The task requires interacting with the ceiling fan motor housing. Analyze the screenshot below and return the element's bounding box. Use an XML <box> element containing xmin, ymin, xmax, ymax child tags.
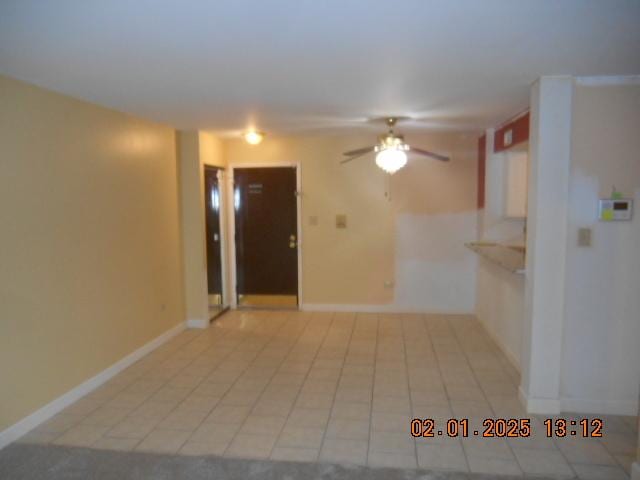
<box><xmin>375</xmin><ymin>133</ymin><xmax>409</xmax><ymax>152</ymax></box>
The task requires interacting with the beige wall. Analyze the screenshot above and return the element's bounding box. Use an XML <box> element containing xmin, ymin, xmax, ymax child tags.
<box><xmin>177</xmin><ymin>130</ymin><xmax>225</xmax><ymax>325</ymax></box>
<box><xmin>0</xmin><ymin>76</ymin><xmax>184</xmax><ymax>431</ymax></box>
<box><xmin>224</xmin><ymin>132</ymin><xmax>478</xmax><ymax>308</ymax></box>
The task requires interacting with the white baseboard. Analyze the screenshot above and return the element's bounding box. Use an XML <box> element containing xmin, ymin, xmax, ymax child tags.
<box><xmin>560</xmin><ymin>397</ymin><xmax>638</xmax><ymax>416</ymax></box>
<box><xmin>631</xmin><ymin>460</ymin><xmax>640</xmax><ymax>480</ymax></box>
<box><xmin>518</xmin><ymin>386</ymin><xmax>561</xmax><ymax>414</ymax></box>
<box><xmin>517</xmin><ymin>386</ymin><xmax>637</xmax><ymax>416</ymax></box>
<box><xmin>186</xmin><ymin>318</ymin><xmax>208</xmax><ymax>329</ymax></box>
<box><xmin>300</xmin><ymin>303</ymin><xmax>472</xmax><ymax>315</ymax></box>
<box><xmin>0</xmin><ymin>321</ymin><xmax>186</xmax><ymax>450</ymax></box>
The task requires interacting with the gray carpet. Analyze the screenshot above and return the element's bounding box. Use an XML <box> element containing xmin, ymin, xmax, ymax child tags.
<box><xmin>0</xmin><ymin>443</ymin><xmax>560</xmax><ymax>480</ymax></box>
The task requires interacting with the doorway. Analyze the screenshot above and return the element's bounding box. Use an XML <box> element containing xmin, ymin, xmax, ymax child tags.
<box><xmin>203</xmin><ymin>165</ymin><xmax>225</xmax><ymax>319</ymax></box>
<box><xmin>233</xmin><ymin>166</ymin><xmax>300</xmax><ymax>308</ymax></box>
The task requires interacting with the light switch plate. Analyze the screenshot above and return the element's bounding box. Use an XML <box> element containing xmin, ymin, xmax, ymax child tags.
<box><xmin>578</xmin><ymin>227</ymin><xmax>592</xmax><ymax>247</ymax></box>
<box><xmin>336</xmin><ymin>214</ymin><xmax>347</xmax><ymax>229</ymax></box>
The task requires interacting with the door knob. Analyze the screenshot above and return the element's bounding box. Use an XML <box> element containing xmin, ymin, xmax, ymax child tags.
<box><xmin>289</xmin><ymin>234</ymin><xmax>296</xmax><ymax>241</ymax></box>
<box><xmin>213</xmin><ymin>233</ymin><xmax>219</xmax><ymax>242</ymax></box>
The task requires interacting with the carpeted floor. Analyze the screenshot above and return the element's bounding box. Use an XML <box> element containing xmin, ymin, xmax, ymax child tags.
<box><xmin>0</xmin><ymin>443</ymin><xmax>548</xmax><ymax>480</ymax></box>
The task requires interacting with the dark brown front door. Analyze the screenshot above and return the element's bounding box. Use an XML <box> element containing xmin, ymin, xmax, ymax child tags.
<box><xmin>204</xmin><ymin>166</ymin><xmax>223</xmax><ymax>300</ymax></box>
<box><xmin>234</xmin><ymin>167</ymin><xmax>298</xmax><ymax>302</ymax></box>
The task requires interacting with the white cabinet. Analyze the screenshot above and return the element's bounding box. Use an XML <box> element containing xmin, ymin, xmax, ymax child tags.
<box><xmin>503</xmin><ymin>148</ymin><xmax>528</xmax><ymax>218</ymax></box>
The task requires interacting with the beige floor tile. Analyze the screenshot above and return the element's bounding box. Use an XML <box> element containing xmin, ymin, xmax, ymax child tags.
<box><xmin>572</xmin><ymin>463</ymin><xmax>629</xmax><ymax>480</ymax></box>
<box><xmin>53</xmin><ymin>424</ymin><xmax>110</xmax><ymax>447</ymax></box>
<box><xmin>512</xmin><ymin>447</ymin><xmax>574</xmax><ymax>477</ymax></box>
<box><xmin>320</xmin><ymin>438</ymin><xmax>368</xmax><ymax>465</ymax></box>
<box><xmin>225</xmin><ymin>433</ymin><xmax>277</xmax><ymax>459</ymax></box>
<box><xmin>129</xmin><ymin>401</ymin><xmax>176</xmax><ymax>420</ymax></box>
<box><xmin>371</xmin><ymin>412</ymin><xmax>408</xmax><ymax>433</ymax></box>
<box><xmin>107</xmin><ymin>417</ymin><xmax>159</xmax><ymax>439</ymax></box>
<box><xmin>19</xmin><ymin>310</ymin><xmax>635</xmax><ymax>479</ymax></box>
<box><xmin>295</xmin><ymin>392</ymin><xmax>334</xmax><ymax>409</ymax></box>
<box><xmin>193</xmin><ymin>382</ymin><xmax>233</xmax><ymax>397</ymax></box>
<box><xmin>326</xmin><ymin>418</ymin><xmax>370</xmax><ymax>440</ymax></box>
<box><xmin>557</xmin><ymin>437</ymin><xmax>617</xmax><ymax>465</ymax></box>
<box><xmin>277</xmin><ymin>426</ymin><xmax>325</xmax><ymax>449</ymax></box>
<box><xmin>239</xmin><ymin>415</ymin><xmax>286</xmax><ymax>436</ymax></box>
<box><xmin>17</xmin><ymin>431</ymin><xmax>59</xmax><ymax>445</ymax></box>
<box><xmin>149</xmin><ymin>386</ymin><xmax>192</xmax><ymax>404</ymax></box>
<box><xmin>156</xmin><ymin>409</ymin><xmax>208</xmax><ymax>432</ymax></box>
<box><xmin>286</xmin><ymin>408</ymin><xmax>330</xmax><ymax>428</ymax></box>
<box><xmin>80</xmin><ymin>406</ymin><xmax>132</xmax><ymax>428</ymax></box>
<box><xmin>462</xmin><ymin>436</ymin><xmax>514</xmax><ymax>460</ymax></box>
<box><xmin>369</xmin><ymin>431</ymin><xmax>415</xmax><ymax>454</ymax></box>
<box><xmin>35</xmin><ymin>413</ymin><xmax>84</xmax><ymax>434</ymax></box>
<box><xmin>205</xmin><ymin>405</ymin><xmax>251</xmax><ymax>424</ymax></box>
<box><xmin>372</xmin><ymin>396</ymin><xmax>411</xmax><ymax>415</ymax></box>
<box><xmin>367</xmin><ymin>451</ymin><xmax>417</xmax><ymax>469</ymax></box>
<box><xmin>270</xmin><ymin>446</ymin><xmax>319</xmax><ymax>462</ymax></box>
<box><xmin>331</xmin><ymin>402</ymin><xmax>370</xmax><ymax>421</ymax></box>
<box><xmin>179</xmin><ymin>440</ymin><xmax>229</xmax><ymax>456</ymax></box>
<box><xmin>465</xmin><ymin>454</ymin><xmax>522</xmax><ymax>476</ymax></box>
<box><xmin>135</xmin><ymin>429</ymin><xmax>191</xmax><ymax>454</ymax></box>
<box><xmin>92</xmin><ymin>436</ymin><xmax>140</xmax><ymax>451</ymax></box>
<box><xmin>189</xmin><ymin>421</ymin><xmax>240</xmax><ymax>444</ymax></box>
<box><xmin>600</xmin><ymin>432</ymin><xmax>637</xmax><ymax>456</ymax></box>
<box><xmin>178</xmin><ymin>394</ymin><xmax>220</xmax><ymax>413</ymax></box>
<box><xmin>106</xmin><ymin>392</ymin><xmax>150</xmax><ymax>409</ymax></box>
<box><xmin>416</xmin><ymin>443</ymin><xmax>469</xmax><ymax>471</ymax></box>
<box><xmin>334</xmin><ymin>387</ymin><xmax>372</xmax><ymax>404</ymax></box>
<box><xmin>59</xmin><ymin>398</ymin><xmax>103</xmax><ymax>417</ymax></box>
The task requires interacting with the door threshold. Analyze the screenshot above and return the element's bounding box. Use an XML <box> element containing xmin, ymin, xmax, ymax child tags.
<box><xmin>209</xmin><ymin>306</ymin><xmax>230</xmax><ymax>322</ymax></box>
<box><xmin>236</xmin><ymin>305</ymin><xmax>299</xmax><ymax>311</ymax></box>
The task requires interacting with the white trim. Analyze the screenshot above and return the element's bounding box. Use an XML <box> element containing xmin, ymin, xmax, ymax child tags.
<box><xmin>518</xmin><ymin>386</ymin><xmax>561</xmax><ymax>414</ymax></box>
<box><xmin>186</xmin><ymin>318</ymin><xmax>208</xmax><ymax>329</ymax></box>
<box><xmin>215</xmin><ymin>168</ymin><xmax>231</xmax><ymax>310</ymax></box>
<box><xmin>227</xmin><ymin>162</ymin><xmax>303</xmax><ymax>308</ymax></box>
<box><xmin>631</xmin><ymin>460</ymin><xmax>640</xmax><ymax>480</ymax></box>
<box><xmin>560</xmin><ymin>398</ymin><xmax>638</xmax><ymax>416</ymax></box>
<box><xmin>518</xmin><ymin>386</ymin><xmax>638</xmax><ymax>416</ymax></box>
<box><xmin>575</xmin><ymin>75</ymin><xmax>640</xmax><ymax>86</ymax></box>
<box><xmin>300</xmin><ymin>303</ymin><xmax>473</xmax><ymax>314</ymax></box>
<box><xmin>0</xmin><ymin>321</ymin><xmax>185</xmax><ymax>450</ymax></box>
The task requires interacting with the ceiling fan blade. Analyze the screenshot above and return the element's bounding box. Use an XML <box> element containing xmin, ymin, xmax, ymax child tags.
<box><xmin>409</xmin><ymin>146</ymin><xmax>450</xmax><ymax>162</ymax></box>
<box><xmin>340</xmin><ymin>150</ymin><xmax>372</xmax><ymax>164</ymax></box>
<box><xmin>343</xmin><ymin>146</ymin><xmax>375</xmax><ymax>157</ymax></box>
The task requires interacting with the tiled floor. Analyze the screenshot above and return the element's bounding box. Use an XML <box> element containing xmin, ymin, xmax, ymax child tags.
<box><xmin>17</xmin><ymin>311</ymin><xmax>638</xmax><ymax>478</ymax></box>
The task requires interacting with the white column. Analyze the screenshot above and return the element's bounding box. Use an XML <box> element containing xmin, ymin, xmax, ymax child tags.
<box><xmin>519</xmin><ymin>76</ymin><xmax>574</xmax><ymax>413</ymax></box>
<box><xmin>178</xmin><ymin>131</ymin><xmax>209</xmax><ymax>329</ymax></box>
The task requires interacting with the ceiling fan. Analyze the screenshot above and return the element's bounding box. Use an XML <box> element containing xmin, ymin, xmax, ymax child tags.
<box><xmin>341</xmin><ymin>117</ymin><xmax>450</xmax><ymax>174</ymax></box>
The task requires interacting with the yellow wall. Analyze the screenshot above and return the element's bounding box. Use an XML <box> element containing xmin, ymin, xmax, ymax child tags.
<box><xmin>0</xmin><ymin>76</ymin><xmax>184</xmax><ymax>431</ymax></box>
<box><xmin>224</xmin><ymin>132</ymin><xmax>478</xmax><ymax>306</ymax></box>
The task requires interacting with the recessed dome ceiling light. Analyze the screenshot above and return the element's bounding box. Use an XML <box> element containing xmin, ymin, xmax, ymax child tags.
<box><xmin>243</xmin><ymin>130</ymin><xmax>265</xmax><ymax>145</ymax></box>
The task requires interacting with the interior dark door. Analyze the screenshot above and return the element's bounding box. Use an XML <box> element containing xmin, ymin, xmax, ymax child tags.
<box><xmin>235</xmin><ymin>167</ymin><xmax>298</xmax><ymax>301</ymax></box>
<box><xmin>204</xmin><ymin>166</ymin><xmax>223</xmax><ymax>300</ymax></box>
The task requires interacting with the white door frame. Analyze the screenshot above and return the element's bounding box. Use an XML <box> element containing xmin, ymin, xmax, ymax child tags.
<box><xmin>226</xmin><ymin>162</ymin><xmax>303</xmax><ymax>308</ymax></box>
<box><xmin>215</xmin><ymin>168</ymin><xmax>231</xmax><ymax>309</ymax></box>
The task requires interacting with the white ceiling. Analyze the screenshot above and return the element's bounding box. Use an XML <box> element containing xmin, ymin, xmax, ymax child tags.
<box><xmin>1</xmin><ymin>0</ymin><xmax>639</xmax><ymax>135</ymax></box>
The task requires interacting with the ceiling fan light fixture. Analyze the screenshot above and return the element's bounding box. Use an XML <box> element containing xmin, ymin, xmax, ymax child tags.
<box><xmin>375</xmin><ymin>147</ymin><xmax>407</xmax><ymax>174</ymax></box>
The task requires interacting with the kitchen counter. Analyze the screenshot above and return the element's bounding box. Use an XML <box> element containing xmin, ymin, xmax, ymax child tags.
<box><xmin>465</xmin><ymin>241</ymin><xmax>526</xmax><ymax>274</ymax></box>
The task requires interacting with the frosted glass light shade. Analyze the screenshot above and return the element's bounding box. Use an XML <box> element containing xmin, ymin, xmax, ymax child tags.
<box><xmin>375</xmin><ymin>147</ymin><xmax>407</xmax><ymax>174</ymax></box>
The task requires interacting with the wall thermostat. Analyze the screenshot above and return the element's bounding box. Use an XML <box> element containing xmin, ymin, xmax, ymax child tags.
<box><xmin>598</xmin><ymin>198</ymin><xmax>633</xmax><ymax>221</ymax></box>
